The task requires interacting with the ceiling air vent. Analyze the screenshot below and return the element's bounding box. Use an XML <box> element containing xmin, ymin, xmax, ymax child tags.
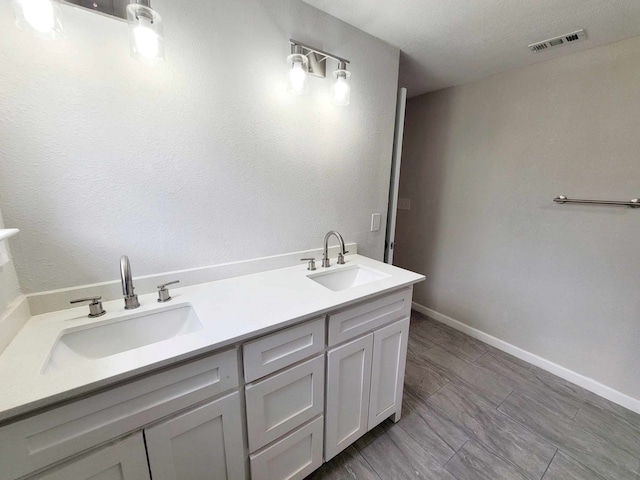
<box><xmin>528</xmin><ymin>29</ymin><xmax>587</xmax><ymax>53</ymax></box>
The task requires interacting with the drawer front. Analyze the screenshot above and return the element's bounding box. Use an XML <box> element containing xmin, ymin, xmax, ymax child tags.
<box><xmin>328</xmin><ymin>288</ymin><xmax>412</xmax><ymax>346</ymax></box>
<box><xmin>0</xmin><ymin>348</ymin><xmax>238</xmax><ymax>480</ymax></box>
<box><xmin>246</xmin><ymin>356</ymin><xmax>324</xmax><ymax>452</ymax></box>
<box><xmin>243</xmin><ymin>317</ymin><xmax>325</xmax><ymax>383</ymax></box>
<box><xmin>250</xmin><ymin>416</ymin><xmax>324</xmax><ymax>480</ymax></box>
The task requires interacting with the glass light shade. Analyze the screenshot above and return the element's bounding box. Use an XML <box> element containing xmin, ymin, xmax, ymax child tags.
<box><xmin>127</xmin><ymin>4</ymin><xmax>164</xmax><ymax>65</ymax></box>
<box><xmin>12</xmin><ymin>0</ymin><xmax>63</xmax><ymax>40</ymax></box>
<box><xmin>287</xmin><ymin>53</ymin><xmax>309</xmax><ymax>95</ymax></box>
<box><xmin>331</xmin><ymin>68</ymin><xmax>351</xmax><ymax>106</ymax></box>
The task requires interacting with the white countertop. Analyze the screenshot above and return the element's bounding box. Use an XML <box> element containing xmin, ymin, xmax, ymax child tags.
<box><xmin>0</xmin><ymin>255</ymin><xmax>424</xmax><ymax>423</ymax></box>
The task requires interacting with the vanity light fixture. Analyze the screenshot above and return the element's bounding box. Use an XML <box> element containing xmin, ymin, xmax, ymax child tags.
<box><xmin>287</xmin><ymin>43</ymin><xmax>309</xmax><ymax>95</ymax></box>
<box><xmin>288</xmin><ymin>40</ymin><xmax>351</xmax><ymax>105</ymax></box>
<box><xmin>12</xmin><ymin>0</ymin><xmax>64</xmax><ymax>39</ymax></box>
<box><xmin>13</xmin><ymin>0</ymin><xmax>165</xmax><ymax>65</ymax></box>
<box><xmin>331</xmin><ymin>62</ymin><xmax>351</xmax><ymax>106</ymax></box>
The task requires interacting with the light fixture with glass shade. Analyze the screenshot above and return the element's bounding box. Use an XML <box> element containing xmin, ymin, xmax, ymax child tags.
<box><xmin>287</xmin><ymin>44</ymin><xmax>309</xmax><ymax>95</ymax></box>
<box><xmin>12</xmin><ymin>0</ymin><xmax>165</xmax><ymax>65</ymax></box>
<box><xmin>127</xmin><ymin>0</ymin><xmax>164</xmax><ymax>64</ymax></box>
<box><xmin>12</xmin><ymin>0</ymin><xmax>64</xmax><ymax>40</ymax></box>
<box><xmin>331</xmin><ymin>62</ymin><xmax>351</xmax><ymax>106</ymax></box>
<box><xmin>288</xmin><ymin>40</ymin><xmax>351</xmax><ymax>105</ymax></box>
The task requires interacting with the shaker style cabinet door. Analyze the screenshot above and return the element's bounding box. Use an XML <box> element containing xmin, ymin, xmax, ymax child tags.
<box><xmin>368</xmin><ymin>317</ymin><xmax>410</xmax><ymax>429</ymax></box>
<box><xmin>324</xmin><ymin>333</ymin><xmax>373</xmax><ymax>461</ymax></box>
<box><xmin>145</xmin><ymin>392</ymin><xmax>246</xmax><ymax>480</ymax></box>
<box><xmin>32</xmin><ymin>433</ymin><xmax>150</xmax><ymax>480</ymax></box>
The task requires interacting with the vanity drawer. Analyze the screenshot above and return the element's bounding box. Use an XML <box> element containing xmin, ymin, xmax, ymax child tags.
<box><xmin>0</xmin><ymin>348</ymin><xmax>238</xmax><ymax>480</ymax></box>
<box><xmin>328</xmin><ymin>287</ymin><xmax>412</xmax><ymax>346</ymax></box>
<box><xmin>246</xmin><ymin>355</ymin><xmax>324</xmax><ymax>452</ymax></box>
<box><xmin>243</xmin><ymin>317</ymin><xmax>325</xmax><ymax>382</ymax></box>
<box><xmin>250</xmin><ymin>416</ymin><xmax>324</xmax><ymax>480</ymax></box>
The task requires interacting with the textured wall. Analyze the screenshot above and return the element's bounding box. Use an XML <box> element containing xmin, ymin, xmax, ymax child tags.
<box><xmin>395</xmin><ymin>36</ymin><xmax>640</xmax><ymax>400</ymax></box>
<box><xmin>0</xmin><ymin>0</ymin><xmax>399</xmax><ymax>293</ymax></box>
<box><xmin>0</xmin><ymin>208</ymin><xmax>21</xmax><ymax>312</ymax></box>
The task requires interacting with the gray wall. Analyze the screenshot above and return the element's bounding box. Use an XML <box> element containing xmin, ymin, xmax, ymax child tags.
<box><xmin>0</xmin><ymin>0</ymin><xmax>399</xmax><ymax>293</ymax></box>
<box><xmin>395</xmin><ymin>36</ymin><xmax>640</xmax><ymax>401</ymax></box>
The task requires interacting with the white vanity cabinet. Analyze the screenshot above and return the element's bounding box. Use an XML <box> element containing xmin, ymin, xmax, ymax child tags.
<box><xmin>243</xmin><ymin>318</ymin><xmax>326</xmax><ymax>480</ymax></box>
<box><xmin>3</xmin><ymin>283</ymin><xmax>416</xmax><ymax>480</ymax></box>
<box><xmin>1</xmin><ymin>348</ymin><xmax>245</xmax><ymax>480</ymax></box>
<box><xmin>145</xmin><ymin>392</ymin><xmax>246</xmax><ymax>480</ymax></box>
<box><xmin>325</xmin><ymin>288</ymin><xmax>412</xmax><ymax>461</ymax></box>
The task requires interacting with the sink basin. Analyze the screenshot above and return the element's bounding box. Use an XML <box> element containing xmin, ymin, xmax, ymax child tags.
<box><xmin>45</xmin><ymin>305</ymin><xmax>202</xmax><ymax>372</ymax></box>
<box><xmin>308</xmin><ymin>265</ymin><xmax>390</xmax><ymax>292</ymax></box>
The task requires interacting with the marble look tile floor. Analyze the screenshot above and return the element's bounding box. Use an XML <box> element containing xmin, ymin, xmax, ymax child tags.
<box><xmin>308</xmin><ymin>311</ymin><xmax>640</xmax><ymax>480</ymax></box>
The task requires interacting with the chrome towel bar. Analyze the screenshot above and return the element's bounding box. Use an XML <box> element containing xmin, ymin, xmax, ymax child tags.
<box><xmin>554</xmin><ymin>195</ymin><xmax>640</xmax><ymax>208</ymax></box>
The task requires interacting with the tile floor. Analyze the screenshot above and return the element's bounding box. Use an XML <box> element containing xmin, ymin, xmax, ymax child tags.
<box><xmin>308</xmin><ymin>311</ymin><xmax>640</xmax><ymax>480</ymax></box>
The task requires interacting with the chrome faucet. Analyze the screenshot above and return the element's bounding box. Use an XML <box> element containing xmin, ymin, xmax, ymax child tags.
<box><xmin>322</xmin><ymin>231</ymin><xmax>348</xmax><ymax>268</ymax></box>
<box><xmin>120</xmin><ymin>255</ymin><xmax>140</xmax><ymax>310</ymax></box>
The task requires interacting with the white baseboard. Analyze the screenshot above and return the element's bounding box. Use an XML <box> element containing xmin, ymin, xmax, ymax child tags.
<box><xmin>412</xmin><ymin>302</ymin><xmax>640</xmax><ymax>415</ymax></box>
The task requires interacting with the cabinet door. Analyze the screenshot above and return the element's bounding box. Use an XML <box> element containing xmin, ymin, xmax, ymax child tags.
<box><xmin>325</xmin><ymin>334</ymin><xmax>373</xmax><ymax>461</ymax></box>
<box><xmin>145</xmin><ymin>392</ymin><xmax>246</xmax><ymax>480</ymax></box>
<box><xmin>368</xmin><ymin>317</ymin><xmax>410</xmax><ymax>429</ymax></box>
<box><xmin>32</xmin><ymin>433</ymin><xmax>149</xmax><ymax>480</ymax></box>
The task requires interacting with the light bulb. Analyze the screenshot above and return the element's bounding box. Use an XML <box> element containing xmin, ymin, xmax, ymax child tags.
<box><xmin>290</xmin><ymin>61</ymin><xmax>307</xmax><ymax>94</ymax></box>
<box><xmin>333</xmin><ymin>77</ymin><xmax>349</xmax><ymax>103</ymax></box>
<box><xmin>12</xmin><ymin>0</ymin><xmax>63</xmax><ymax>39</ymax></box>
<box><xmin>127</xmin><ymin>4</ymin><xmax>164</xmax><ymax>65</ymax></box>
<box><xmin>331</xmin><ymin>63</ymin><xmax>351</xmax><ymax>106</ymax></box>
<box><xmin>23</xmin><ymin>0</ymin><xmax>54</xmax><ymax>32</ymax></box>
<box><xmin>287</xmin><ymin>46</ymin><xmax>309</xmax><ymax>96</ymax></box>
<box><xmin>133</xmin><ymin>23</ymin><xmax>159</xmax><ymax>59</ymax></box>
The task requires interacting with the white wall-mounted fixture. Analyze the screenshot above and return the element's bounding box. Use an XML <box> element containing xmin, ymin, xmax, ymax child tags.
<box><xmin>12</xmin><ymin>0</ymin><xmax>165</xmax><ymax>65</ymax></box>
<box><xmin>288</xmin><ymin>40</ymin><xmax>351</xmax><ymax>106</ymax></box>
<box><xmin>12</xmin><ymin>0</ymin><xmax>64</xmax><ymax>40</ymax></box>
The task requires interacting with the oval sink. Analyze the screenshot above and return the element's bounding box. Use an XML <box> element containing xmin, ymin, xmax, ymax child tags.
<box><xmin>45</xmin><ymin>305</ymin><xmax>202</xmax><ymax>372</ymax></box>
<box><xmin>308</xmin><ymin>265</ymin><xmax>390</xmax><ymax>291</ymax></box>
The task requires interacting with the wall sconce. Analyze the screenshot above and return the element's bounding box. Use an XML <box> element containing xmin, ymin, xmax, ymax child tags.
<box><xmin>288</xmin><ymin>40</ymin><xmax>351</xmax><ymax>106</ymax></box>
<box><xmin>12</xmin><ymin>0</ymin><xmax>164</xmax><ymax>65</ymax></box>
<box><xmin>12</xmin><ymin>0</ymin><xmax>64</xmax><ymax>40</ymax></box>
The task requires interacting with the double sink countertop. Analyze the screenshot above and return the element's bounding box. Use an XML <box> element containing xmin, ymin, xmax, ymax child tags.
<box><xmin>0</xmin><ymin>255</ymin><xmax>424</xmax><ymax>423</ymax></box>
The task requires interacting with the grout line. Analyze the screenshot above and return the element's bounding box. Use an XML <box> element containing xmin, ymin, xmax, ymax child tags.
<box><xmin>496</xmin><ymin>387</ymin><xmax>516</xmax><ymax>411</ymax></box>
<box><xmin>539</xmin><ymin>449</ymin><xmax>558</xmax><ymax>480</ymax></box>
<box><xmin>443</xmin><ymin>440</ymin><xmax>468</xmax><ymax>468</ymax></box>
<box><xmin>357</xmin><ymin>448</ymin><xmax>383</xmax><ymax>480</ymax></box>
<box><xmin>426</xmin><ymin>379</ymin><xmax>451</xmax><ymax>400</ymax></box>
<box><xmin>572</xmin><ymin>406</ymin><xmax>581</xmax><ymax>421</ymax></box>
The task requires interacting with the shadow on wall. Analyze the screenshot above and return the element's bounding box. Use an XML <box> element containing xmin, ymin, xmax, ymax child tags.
<box><xmin>393</xmin><ymin>91</ymin><xmax>454</xmax><ymax>305</ymax></box>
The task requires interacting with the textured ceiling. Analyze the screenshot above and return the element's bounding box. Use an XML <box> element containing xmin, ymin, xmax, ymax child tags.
<box><xmin>303</xmin><ymin>0</ymin><xmax>640</xmax><ymax>97</ymax></box>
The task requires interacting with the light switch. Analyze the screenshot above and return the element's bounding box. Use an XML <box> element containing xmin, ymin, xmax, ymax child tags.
<box><xmin>371</xmin><ymin>213</ymin><xmax>381</xmax><ymax>232</ymax></box>
<box><xmin>398</xmin><ymin>198</ymin><xmax>411</xmax><ymax>210</ymax></box>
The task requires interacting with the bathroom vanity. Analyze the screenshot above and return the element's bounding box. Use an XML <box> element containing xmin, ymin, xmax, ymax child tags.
<box><xmin>0</xmin><ymin>255</ymin><xmax>423</xmax><ymax>480</ymax></box>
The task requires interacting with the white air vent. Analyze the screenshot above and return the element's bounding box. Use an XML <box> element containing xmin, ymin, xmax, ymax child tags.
<box><xmin>528</xmin><ymin>29</ymin><xmax>587</xmax><ymax>53</ymax></box>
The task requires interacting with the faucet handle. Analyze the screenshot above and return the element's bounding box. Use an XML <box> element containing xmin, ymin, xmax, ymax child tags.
<box><xmin>70</xmin><ymin>296</ymin><xmax>106</xmax><ymax>318</ymax></box>
<box><xmin>337</xmin><ymin>253</ymin><xmax>346</xmax><ymax>265</ymax></box>
<box><xmin>157</xmin><ymin>280</ymin><xmax>179</xmax><ymax>303</ymax></box>
<box><xmin>300</xmin><ymin>258</ymin><xmax>317</xmax><ymax>271</ymax></box>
